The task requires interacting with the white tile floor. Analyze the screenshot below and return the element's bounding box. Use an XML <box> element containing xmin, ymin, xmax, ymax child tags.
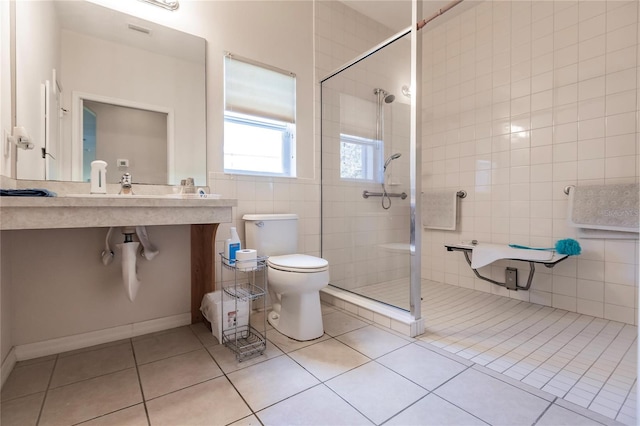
<box><xmin>0</xmin><ymin>297</ymin><xmax>632</xmax><ymax>425</ymax></box>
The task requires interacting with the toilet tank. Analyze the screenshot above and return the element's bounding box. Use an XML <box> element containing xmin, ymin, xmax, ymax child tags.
<box><xmin>242</xmin><ymin>214</ymin><xmax>298</xmax><ymax>257</ymax></box>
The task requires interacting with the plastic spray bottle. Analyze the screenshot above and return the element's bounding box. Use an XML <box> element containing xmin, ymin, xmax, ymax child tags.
<box><xmin>224</xmin><ymin>227</ymin><xmax>241</xmax><ymax>266</ymax></box>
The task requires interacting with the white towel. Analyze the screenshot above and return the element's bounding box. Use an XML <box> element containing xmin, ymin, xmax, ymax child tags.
<box><xmin>423</xmin><ymin>190</ymin><xmax>458</xmax><ymax>230</ymax></box>
<box><xmin>471</xmin><ymin>243</ymin><xmax>553</xmax><ymax>269</ymax></box>
<box><xmin>568</xmin><ymin>183</ymin><xmax>639</xmax><ymax>233</ymax></box>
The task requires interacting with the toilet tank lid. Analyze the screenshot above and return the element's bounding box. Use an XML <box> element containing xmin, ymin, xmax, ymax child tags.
<box><xmin>242</xmin><ymin>213</ymin><xmax>298</xmax><ymax>221</ymax></box>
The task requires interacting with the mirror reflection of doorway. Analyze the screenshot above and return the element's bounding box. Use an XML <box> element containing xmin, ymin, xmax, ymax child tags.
<box><xmin>80</xmin><ymin>100</ymin><xmax>168</xmax><ymax>184</ymax></box>
<box><xmin>82</xmin><ymin>106</ymin><xmax>97</xmax><ymax>182</ymax></box>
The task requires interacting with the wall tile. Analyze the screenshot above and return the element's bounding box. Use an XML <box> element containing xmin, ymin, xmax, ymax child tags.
<box><xmin>605</xmin><ymin>283</ymin><xmax>636</xmax><ymax>308</ymax></box>
<box><xmin>604</xmin><ymin>303</ymin><xmax>636</xmax><ymax>324</ymax></box>
<box><xmin>577</xmin><ymin>138</ymin><xmax>605</xmax><ymax>160</ymax></box>
<box><xmin>577</xmin><ymin>159</ymin><xmax>605</xmax><ymax>180</ymax></box>
<box><xmin>578</xmin><ymin>117</ymin><xmax>605</xmax><ymax>140</ymax></box>
<box><xmin>579</xmin><ymin>13</ymin><xmax>606</xmax><ymax>42</ymax></box>
<box><xmin>577</xmin><ymin>279</ymin><xmax>605</xmax><ymax>302</ymax></box>
<box><xmin>606</xmin><ymin>24</ymin><xmax>637</xmax><ymax>53</ymax></box>
<box><xmin>604</xmin><ymin>262</ymin><xmax>637</xmax><ymax>286</ymax></box>
<box><xmin>553</xmin><ymin>294</ymin><xmax>577</xmax><ymax>311</ymax></box>
<box><xmin>605</xmin><ymin>156</ymin><xmax>636</xmax><ymax>179</ymax></box>
<box><xmin>418</xmin><ymin>0</ymin><xmax>638</xmax><ymax>325</ymax></box>
<box><xmin>604</xmin><ymin>240</ymin><xmax>638</xmax><ymax>264</ymax></box>
<box><xmin>605</xmin><ymin>134</ymin><xmax>636</xmax><ymax>158</ymax></box>
<box><xmin>577</xmin><ymin>298</ymin><xmax>605</xmax><ymax>318</ymax></box>
<box><xmin>578</xmin><ymin>34</ymin><xmax>606</xmax><ymax>61</ymax></box>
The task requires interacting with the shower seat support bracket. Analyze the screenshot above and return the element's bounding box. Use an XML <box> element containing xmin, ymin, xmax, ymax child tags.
<box><xmin>445</xmin><ymin>245</ymin><xmax>570</xmax><ymax>291</ymax></box>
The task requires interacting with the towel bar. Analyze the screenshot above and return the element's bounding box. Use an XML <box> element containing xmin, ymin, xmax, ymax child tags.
<box><xmin>445</xmin><ymin>244</ymin><xmax>570</xmax><ymax>291</ymax></box>
<box><xmin>362</xmin><ymin>190</ymin><xmax>407</xmax><ymax>199</ymax></box>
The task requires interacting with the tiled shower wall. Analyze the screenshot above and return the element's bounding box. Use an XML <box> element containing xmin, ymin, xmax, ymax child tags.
<box><xmin>421</xmin><ymin>1</ymin><xmax>639</xmax><ymax>324</ymax></box>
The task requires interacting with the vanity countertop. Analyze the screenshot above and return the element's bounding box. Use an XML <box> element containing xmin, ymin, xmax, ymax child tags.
<box><xmin>0</xmin><ymin>196</ymin><xmax>237</xmax><ymax>230</ymax></box>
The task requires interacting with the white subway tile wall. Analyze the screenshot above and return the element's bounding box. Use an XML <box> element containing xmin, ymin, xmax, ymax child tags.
<box><xmin>421</xmin><ymin>0</ymin><xmax>639</xmax><ymax>324</ymax></box>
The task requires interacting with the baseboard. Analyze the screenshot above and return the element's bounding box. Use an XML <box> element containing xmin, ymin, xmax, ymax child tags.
<box><xmin>14</xmin><ymin>313</ymin><xmax>191</xmax><ymax>361</ymax></box>
<box><xmin>1</xmin><ymin>347</ymin><xmax>17</xmax><ymax>388</ymax></box>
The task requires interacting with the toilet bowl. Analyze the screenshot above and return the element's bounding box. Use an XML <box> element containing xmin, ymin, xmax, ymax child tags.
<box><xmin>243</xmin><ymin>214</ymin><xmax>330</xmax><ymax>341</ymax></box>
<box><xmin>267</xmin><ymin>254</ymin><xmax>329</xmax><ymax>341</ymax></box>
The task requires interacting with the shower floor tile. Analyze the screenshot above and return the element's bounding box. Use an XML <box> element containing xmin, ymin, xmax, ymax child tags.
<box><xmin>418</xmin><ymin>280</ymin><xmax>637</xmax><ymax>425</ymax></box>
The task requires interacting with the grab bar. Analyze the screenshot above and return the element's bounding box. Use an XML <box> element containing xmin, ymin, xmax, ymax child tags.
<box><xmin>363</xmin><ymin>190</ymin><xmax>407</xmax><ymax>199</ymax></box>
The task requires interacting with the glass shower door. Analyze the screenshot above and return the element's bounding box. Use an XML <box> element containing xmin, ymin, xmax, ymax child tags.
<box><xmin>321</xmin><ymin>33</ymin><xmax>412</xmax><ymax>311</ymax></box>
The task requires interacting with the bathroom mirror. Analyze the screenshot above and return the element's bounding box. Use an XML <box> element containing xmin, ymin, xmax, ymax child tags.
<box><xmin>15</xmin><ymin>0</ymin><xmax>206</xmax><ymax>185</ymax></box>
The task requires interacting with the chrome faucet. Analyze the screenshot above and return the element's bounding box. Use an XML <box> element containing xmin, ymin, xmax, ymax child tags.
<box><xmin>119</xmin><ymin>173</ymin><xmax>133</xmax><ymax>195</ymax></box>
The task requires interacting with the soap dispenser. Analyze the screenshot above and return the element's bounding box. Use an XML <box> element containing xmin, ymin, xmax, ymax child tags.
<box><xmin>224</xmin><ymin>227</ymin><xmax>241</xmax><ymax>266</ymax></box>
<box><xmin>90</xmin><ymin>160</ymin><xmax>107</xmax><ymax>194</ymax></box>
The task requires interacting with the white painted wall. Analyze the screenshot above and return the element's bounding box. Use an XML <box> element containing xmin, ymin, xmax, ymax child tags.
<box><xmin>14</xmin><ymin>0</ymin><xmax>59</xmax><ymax>180</ymax></box>
<box><xmin>0</xmin><ymin>1</ymin><xmax>14</xmax><ymax>366</ymax></box>
<box><xmin>1</xmin><ymin>0</ymin><xmax>13</xmax><ymax>179</ymax></box>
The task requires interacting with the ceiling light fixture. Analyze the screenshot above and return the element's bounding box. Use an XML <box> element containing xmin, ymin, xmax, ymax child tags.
<box><xmin>137</xmin><ymin>0</ymin><xmax>179</xmax><ymax>11</ymax></box>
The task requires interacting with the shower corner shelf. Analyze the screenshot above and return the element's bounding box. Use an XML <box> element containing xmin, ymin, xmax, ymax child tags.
<box><xmin>219</xmin><ymin>252</ymin><xmax>269</xmax><ymax>361</ymax></box>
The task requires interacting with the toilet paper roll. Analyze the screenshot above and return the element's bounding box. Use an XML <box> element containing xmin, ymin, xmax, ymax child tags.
<box><xmin>236</xmin><ymin>249</ymin><xmax>257</xmax><ymax>271</ymax></box>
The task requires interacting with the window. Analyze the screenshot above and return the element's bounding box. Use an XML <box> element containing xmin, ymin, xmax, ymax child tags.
<box><xmin>338</xmin><ymin>94</ymin><xmax>381</xmax><ymax>182</ymax></box>
<box><xmin>340</xmin><ymin>134</ymin><xmax>381</xmax><ymax>181</ymax></box>
<box><xmin>224</xmin><ymin>54</ymin><xmax>296</xmax><ymax>176</ymax></box>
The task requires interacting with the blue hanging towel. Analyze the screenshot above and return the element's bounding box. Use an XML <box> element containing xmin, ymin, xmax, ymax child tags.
<box><xmin>0</xmin><ymin>189</ymin><xmax>57</xmax><ymax>197</ymax></box>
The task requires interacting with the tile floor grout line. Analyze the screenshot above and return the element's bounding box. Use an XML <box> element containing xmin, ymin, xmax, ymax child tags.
<box><xmin>614</xmin><ymin>377</ymin><xmax>637</xmax><ymax>421</ymax></box>
<box><xmin>487</xmin><ymin>309</ymin><xmax>588</xmax><ymax>376</ymax></box>
<box><xmin>129</xmin><ymin>338</ymin><xmax>152</xmax><ymax>426</ymax></box>
<box><xmin>561</xmin><ymin>320</ymin><xmax>629</xmax><ymax>406</ymax></box>
<box><xmin>424</xmin><ymin>291</ymin><xmax>513</xmax><ymax>329</ymax></box>
<box><xmin>415</xmin><ymin>365</ymin><xmax>497</xmax><ymax>426</ymax></box>
<box><xmin>34</xmin><ymin>354</ymin><xmax>58</xmax><ymax>426</ymax></box>
<box><xmin>427</xmin><ymin>293</ymin><xmax>527</xmax><ymax>333</ymax></box>
<box><xmin>377</xmin><ymin>391</ymin><xmax>435</xmax><ymax>426</ymax></box>
<box><xmin>466</xmin><ymin>305</ymin><xmax>569</xmax><ymax>364</ymax></box>
<box><xmin>192</xmin><ymin>325</ymin><xmax>267</xmax><ymax>423</ymax></box>
<box><xmin>531</xmin><ymin>397</ymin><xmax>558</xmax><ymax>426</ymax></box>
<box><xmin>418</xmin><ymin>281</ymin><xmax>636</xmax><ymax>424</ymax></box>
<box><xmin>438</xmin><ymin>300</ymin><xmax>543</xmax><ymax>354</ymax></box>
<box><xmin>585</xmin><ymin>331</ymin><xmax>638</xmax><ymax>414</ymax></box>
<box><xmin>504</xmin><ymin>312</ymin><xmax>594</xmax><ymax>390</ymax></box>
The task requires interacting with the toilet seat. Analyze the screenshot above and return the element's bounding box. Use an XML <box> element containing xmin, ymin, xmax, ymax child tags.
<box><xmin>268</xmin><ymin>254</ymin><xmax>329</xmax><ymax>273</ymax></box>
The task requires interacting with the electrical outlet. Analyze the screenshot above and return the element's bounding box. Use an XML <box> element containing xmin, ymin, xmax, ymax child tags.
<box><xmin>505</xmin><ymin>267</ymin><xmax>518</xmax><ymax>291</ymax></box>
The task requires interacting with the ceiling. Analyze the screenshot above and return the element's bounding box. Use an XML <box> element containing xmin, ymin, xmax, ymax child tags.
<box><xmin>340</xmin><ymin>0</ymin><xmax>455</xmax><ymax>33</ymax></box>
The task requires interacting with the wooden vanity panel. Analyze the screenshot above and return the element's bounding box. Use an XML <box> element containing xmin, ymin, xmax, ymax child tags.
<box><xmin>191</xmin><ymin>223</ymin><xmax>219</xmax><ymax>323</ymax></box>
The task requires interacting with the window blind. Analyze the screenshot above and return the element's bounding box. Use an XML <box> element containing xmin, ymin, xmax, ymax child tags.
<box><xmin>224</xmin><ymin>54</ymin><xmax>296</xmax><ymax>124</ymax></box>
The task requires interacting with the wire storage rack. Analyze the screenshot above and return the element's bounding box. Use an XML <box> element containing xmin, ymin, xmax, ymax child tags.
<box><xmin>219</xmin><ymin>252</ymin><xmax>268</xmax><ymax>361</ymax></box>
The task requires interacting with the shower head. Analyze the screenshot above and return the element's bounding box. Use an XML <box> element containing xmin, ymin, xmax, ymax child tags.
<box><xmin>383</xmin><ymin>152</ymin><xmax>402</xmax><ymax>171</ymax></box>
<box><xmin>374</xmin><ymin>88</ymin><xmax>395</xmax><ymax>104</ymax></box>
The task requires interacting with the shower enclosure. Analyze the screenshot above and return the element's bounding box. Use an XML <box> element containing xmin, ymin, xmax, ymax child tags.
<box><xmin>320</xmin><ymin>27</ymin><xmax>420</xmax><ymax>317</ymax></box>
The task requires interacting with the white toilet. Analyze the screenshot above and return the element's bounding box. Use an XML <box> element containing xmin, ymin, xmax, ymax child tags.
<box><xmin>243</xmin><ymin>214</ymin><xmax>329</xmax><ymax>341</ymax></box>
